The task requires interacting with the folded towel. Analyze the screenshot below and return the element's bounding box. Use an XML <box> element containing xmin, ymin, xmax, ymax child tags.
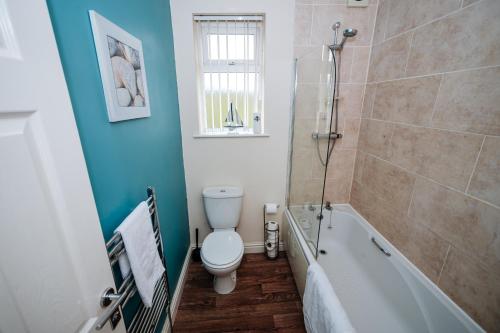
<box><xmin>303</xmin><ymin>262</ymin><xmax>355</xmax><ymax>333</ymax></box>
<box><xmin>115</xmin><ymin>201</ymin><xmax>165</xmax><ymax>307</ymax></box>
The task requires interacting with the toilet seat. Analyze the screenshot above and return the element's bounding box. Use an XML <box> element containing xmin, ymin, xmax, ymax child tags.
<box><xmin>201</xmin><ymin>230</ymin><xmax>244</xmax><ymax>269</ymax></box>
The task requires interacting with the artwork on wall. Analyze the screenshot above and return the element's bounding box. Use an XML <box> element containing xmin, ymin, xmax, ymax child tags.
<box><xmin>89</xmin><ymin>10</ymin><xmax>150</xmax><ymax>122</ymax></box>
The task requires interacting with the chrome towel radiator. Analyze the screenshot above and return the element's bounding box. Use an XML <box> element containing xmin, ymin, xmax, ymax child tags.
<box><xmin>95</xmin><ymin>187</ymin><xmax>173</xmax><ymax>332</ymax></box>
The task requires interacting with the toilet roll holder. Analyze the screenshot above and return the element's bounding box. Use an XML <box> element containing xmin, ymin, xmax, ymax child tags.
<box><xmin>263</xmin><ymin>203</ymin><xmax>280</xmax><ymax>260</ymax></box>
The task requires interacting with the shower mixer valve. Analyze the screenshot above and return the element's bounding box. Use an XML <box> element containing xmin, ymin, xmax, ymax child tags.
<box><xmin>312</xmin><ymin>132</ymin><xmax>343</xmax><ymax>140</ymax></box>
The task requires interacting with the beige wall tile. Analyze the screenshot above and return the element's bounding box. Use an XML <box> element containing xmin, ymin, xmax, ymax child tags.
<box><xmin>372</xmin><ymin>0</ymin><xmax>389</xmax><ymax>45</ymax></box>
<box><xmin>358</xmin><ymin>119</ymin><xmax>394</xmax><ymax>159</ymax></box>
<box><xmin>432</xmin><ymin>67</ymin><xmax>500</xmax><ymax>136</ymax></box>
<box><xmin>398</xmin><ymin>224</ymin><xmax>450</xmax><ymax>283</ymax></box>
<box><xmin>438</xmin><ymin>248</ymin><xmax>500</xmax><ymax>332</ymax></box>
<box><xmin>294</xmin><ymin>5</ymin><xmax>313</xmax><ymax>45</ymax></box>
<box><xmin>313</xmin><ymin>0</ymin><xmax>378</xmax><ymax>4</ymax></box>
<box><xmin>361</xmin><ymin>83</ymin><xmax>376</xmax><ymax>118</ymax></box>
<box><xmin>327</xmin><ymin>148</ymin><xmax>356</xmax><ymax>181</ymax></box>
<box><xmin>310</xmin><ymin>5</ymin><xmax>376</xmax><ymax>47</ymax></box>
<box><xmin>349</xmin><ymin>47</ymin><xmax>370</xmax><ymax>83</ymax></box>
<box><xmin>368</xmin><ymin>32</ymin><xmax>412</xmax><ymax>82</ymax></box>
<box><xmin>361</xmin><ymin>154</ymin><xmax>416</xmax><ymax>212</ymax></box>
<box><xmin>409</xmin><ymin>177</ymin><xmax>500</xmax><ymax>270</ymax></box>
<box><xmin>296</xmin><ymin>47</ymin><xmax>329</xmax><ymax>84</ymax></box>
<box><xmin>347</xmin><ymin>0</ymin><xmax>500</xmax><ymax>325</ymax></box>
<box><xmin>372</xmin><ymin>75</ymin><xmax>442</xmax><ymax>126</ymax></box>
<box><xmin>385</xmin><ymin>0</ymin><xmax>461</xmax><ymax>38</ymax></box>
<box><xmin>462</xmin><ymin>0</ymin><xmax>480</xmax><ymax>6</ymax></box>
<box><xmin>325</xmin><ymin>175</ymin><xmax>352</xmax><ymax>203</ymax></box>
<box><xmin>289</xmin><ymin>177</ymin><xmax>324</xmax><ymax>205</ymax></box>
<box><xmin>350</xmin><ymin>180</ymin><xmax>412</xmax><ymax>246</ymax></box>
<box><xmin>294</xmin><ymin>45</ymin><xmax>320</xmax><ymax>58</ymax></box>
<box><xmin>297</xmin><ymin>53</ymin><xmax>324</xmax><ymax>84</ymax></box>
<box><xmin>292</xmin><ymin>119</ymin><xmax>316</xmax><ymax>150</ymax></box>
<box><xmin>353</xmin><ymin>150</ymin><xmax>366</xmax><ymax>183</ymax></box>
<box><xmin>338</xmin><ymin>83</ymin><xmax>364</xmax><ymax>118</ymax></box>
<box><xmin>312</xmin><ymin>148</ymin><xmax>356</xmax><ymax>181</ymax></box>
<box><xmin>295</xmin><ymin>84</ymin><xmax>320</xmax><ymax>119</ymax></box>
<box><xmin>468</xmin><ymin>136</ymin><xmax>500</xmax><ymax>207</ymax></box>
<box><xmin>338</xmin><ymin>47</ymin><xmax>354</xmax><ymax>83</ymax></box>
<box><xmin>337</xmin><ymin>117</ymin><xmax>360</xmax><ymax>149</ymax></box>
<box><xmin>406</xmin><ymin>0</ymin><xmax>500</xmax><ymax>76</ymax></box>
<box><xmin>389</xmin><ymin>125</ymin><xmax>483</xmax><ymax>190</ymax></box>
<box><xmin>290</xmin><ymin>149</ymin><xmax>313</xmax><ymax>183</ymax></box>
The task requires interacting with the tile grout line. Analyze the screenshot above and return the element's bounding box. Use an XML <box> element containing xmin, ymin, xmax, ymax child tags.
<box><xmin>359</xmin><ymin>149</ymin><xmax>500</xmax><ymax>211</ymax></box>
<box><xmin>368</xmin><ymin>85</ymin><xmax>376</xmax><ymax>119</ymax></box>
<box><xmin>367</xmin><ymin>64</ymin><xmax>500</xmax><ymax>86</ymax></box>
<box><xmin>381</xmin><ymin>0</ymin><xmax>389</xmax><ymax>43</ymax></box>
<box><xmin>347</xmin><ymin>48</ymin><xmax>356</xmax><ymax>83</ymax></box>
<box><xmin>365</xmin><ymin>117</ymin><xmax>488</xmax><ymax>139</ymax></box>
<box><xmin>437</xmin><ymin>245</ymin><xmax>451</xmax><ymax>285</ymax></box>
<box><xmin>465</xmin><ymin>135</ymin><xmax>486</xmax><ymax>194</ymax></box>
<box><xmin>406</xmin><ymin>177</ymin><xmax>417</xmax><ymax>218</ymax></box>
<box><xmin>307</xmin><ymin>5</ymin><xmax>314</xmax><ymax>48</ymax></box>
<box><xmin>294</xmin><ymin>44</ymin><xmax>372</xmax><ymax>49</ymax></box>
<box><xmin>403</xmin><ymin>30</ymin><xmax>415</xmax><ymax>75</ymax></box>
<box><xmin>428</xmin><ymin>74</ymin><xmax>445</xmax><ymax>126</ymax></box>
<box><xmin>371</xmin><ymin>0</ymin><xmax>485</xmax><ymax>48</ymax></box>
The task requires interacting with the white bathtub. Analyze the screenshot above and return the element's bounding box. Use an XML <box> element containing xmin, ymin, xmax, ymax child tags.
<box><xmin>283</xmin><ymin>204</ymin><xmax>484</xmax><ymax>333</ymax></box>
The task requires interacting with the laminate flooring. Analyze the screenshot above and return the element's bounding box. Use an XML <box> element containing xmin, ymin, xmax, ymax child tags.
<box><xmin>173</xmin><ymin>253</ymin><xmax>306</xmax><ymax>333</ymax></box>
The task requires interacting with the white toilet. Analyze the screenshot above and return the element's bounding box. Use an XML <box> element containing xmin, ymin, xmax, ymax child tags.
<box><xmin>201</xmin><ymin>186</ymin><xmax>244</xmax><ymax>294</ymax></box>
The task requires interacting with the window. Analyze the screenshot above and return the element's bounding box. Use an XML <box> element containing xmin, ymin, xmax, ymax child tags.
<box><xmin>193</xmin><ymin>15</ymin><xmax>264</xmax><ymax>135</ymax></box>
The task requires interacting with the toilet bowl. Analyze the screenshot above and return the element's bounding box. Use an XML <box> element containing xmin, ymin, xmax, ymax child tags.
<box><xmin>201</xmin><ymin>186</ymin><xmax>244</xmax><ymax>294</ymax></box>
<box><xmin>201</xmin><ymin>230</ymin><xmax>244</xmax><ymax>294</ymax></box>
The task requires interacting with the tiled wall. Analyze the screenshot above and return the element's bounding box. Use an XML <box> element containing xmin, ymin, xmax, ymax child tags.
<box><xmin>290</xmin><ymin>0</ymin><xmax>377</xmax><ymax>205</ymax></box>
<box><xmin>351</xmin><ymin>0</ymin><xmax>500</xmax><ymax>330</ymax></box>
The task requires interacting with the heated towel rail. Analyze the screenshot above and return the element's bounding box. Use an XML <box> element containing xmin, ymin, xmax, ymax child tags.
<box><xmin>95</xmin><ymin>187</ymin><xmax>173</xmax><ymax>332</ymax></box>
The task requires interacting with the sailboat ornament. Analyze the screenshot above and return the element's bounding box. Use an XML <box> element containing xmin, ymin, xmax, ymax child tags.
<box><xmin>224</xmin><ymin>102</ymin><xmax>244</xmax><ymax>130</ymax></box>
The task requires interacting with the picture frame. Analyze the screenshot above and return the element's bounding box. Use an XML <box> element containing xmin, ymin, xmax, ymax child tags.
<box><xmin>89</xmin><ymin>10</ymin><xmax>151</xmax><ymax>122</ymax></box>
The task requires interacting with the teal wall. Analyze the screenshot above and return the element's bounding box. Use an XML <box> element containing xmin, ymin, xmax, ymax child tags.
<box><xmin>46</xmin><ymin>0</ymin><xmax>190</xmax><ymax>293</ymax></box>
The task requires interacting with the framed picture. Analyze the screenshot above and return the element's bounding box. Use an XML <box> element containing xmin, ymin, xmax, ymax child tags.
<box><xmin>89</xmin><ymin>10</ymin><xmax>150</xmax><ymax>122</ymax></box>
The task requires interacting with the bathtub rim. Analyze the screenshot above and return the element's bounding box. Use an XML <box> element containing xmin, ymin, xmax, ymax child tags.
<box><xmin>285</xmin><ymin>203</ymin><xmax>485</xmax><ymax>333</ymax></box>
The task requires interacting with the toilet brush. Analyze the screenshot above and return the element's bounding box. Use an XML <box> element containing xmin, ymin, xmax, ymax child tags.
<box><xmin>192</xmin><ymin>228</ymin><xmax>201</xmax><ymax>262</ymax></box>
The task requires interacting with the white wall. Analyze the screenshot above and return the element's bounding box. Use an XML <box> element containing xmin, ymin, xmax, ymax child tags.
<box><xmin>170</xmin><ymin>0</ymin><xmax>295</xmax><ymax>248</ymax></box>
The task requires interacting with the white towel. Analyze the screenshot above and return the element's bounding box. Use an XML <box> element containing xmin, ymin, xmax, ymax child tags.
<box><xmin>115</xmin><ymin>201</ymin><xmax>165</xmax><ymax>307</ymax></box>
<box><xmin>303</xmin><ymin>262</ymin><xmax>355</xmax><ymax>333</ymax></box>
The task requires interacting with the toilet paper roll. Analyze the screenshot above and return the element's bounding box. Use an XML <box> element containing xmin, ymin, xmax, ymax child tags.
<box><xmin>266</xmin><ymin>221</ymin><xmax>278</xmax><ymax>231</ymax></box>
<box><xmin>265</xmin><ymin>203</ymin><xmax>279</xmax><ymax>214</ymax></box>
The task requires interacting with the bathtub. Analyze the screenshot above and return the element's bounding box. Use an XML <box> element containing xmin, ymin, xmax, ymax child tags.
<box><xmin>283</xmin><ymin>204</ymin><xmax>484</xmax><ymax>333</ymax></box>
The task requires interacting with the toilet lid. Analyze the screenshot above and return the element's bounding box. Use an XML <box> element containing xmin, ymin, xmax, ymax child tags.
<box><xmin>201</xmin><ymin>231</ymin><xmax>243</xmax><ymax>267</ymax></box>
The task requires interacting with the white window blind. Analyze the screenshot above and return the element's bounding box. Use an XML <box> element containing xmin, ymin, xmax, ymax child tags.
<box><xmin>193</xmin><ymin>15</ymin><xmax>265</xmax><ymax>135</ymax></box>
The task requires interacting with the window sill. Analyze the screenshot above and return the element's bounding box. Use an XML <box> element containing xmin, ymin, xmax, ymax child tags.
<box><xmin>193</xmin><ymin>133</ymin><xmax>270</xmax><ymax>139</ymax></box>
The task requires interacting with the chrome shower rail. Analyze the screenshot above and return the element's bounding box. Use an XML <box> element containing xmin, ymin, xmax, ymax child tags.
<box><xmin>95</xmin><ymin>187</ymin><xmax>173</xmax><ymax>332</ymax></box>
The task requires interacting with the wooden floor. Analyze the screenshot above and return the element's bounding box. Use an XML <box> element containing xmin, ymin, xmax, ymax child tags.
<box><xmin>173</xmin><ymin>253</ymin><xmax>306</xmax><ymax>333</ymax></box>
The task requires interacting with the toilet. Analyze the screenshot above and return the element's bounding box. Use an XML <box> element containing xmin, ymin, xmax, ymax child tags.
<box><xmin>201</xmin><ymin>186</ymin><xmax>244</xmax><ymax>294</ymax></box>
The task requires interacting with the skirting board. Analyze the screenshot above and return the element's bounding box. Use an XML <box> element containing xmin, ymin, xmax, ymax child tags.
<box><xmin>161</xmin><ymin>246</ymin><xmax>192</xmax><ymax>333</ymax></box>
<box><xmin>243</xmin><ymin>241</ymin><xmax>285</xmax><ymax>253</ymax></box>
<box><xmin>191</xmin><ymin>241</ymin><xmax>284</xmax><ymax>254</ymax></box>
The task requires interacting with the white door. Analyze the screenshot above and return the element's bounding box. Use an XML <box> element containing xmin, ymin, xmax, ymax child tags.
<box><xmin>0</xmin><ymin>0</ymin><xmax>125</xmax><ymax>332</ymax></box>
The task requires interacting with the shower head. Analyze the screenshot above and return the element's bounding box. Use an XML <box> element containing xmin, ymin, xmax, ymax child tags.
<box><xmin>335</xmin><ymin>28</ymin><xmax>358</xmax><ymax>50</ymax></box>
<box><xmin>343</xmin><ymin>28</ymin><xmax>358</xmax><ymax>37</ymax></box>
<box><xmin>329</xmin><ymin>26</ymin><xmax>358</xmax><ymax>51</ymax></box>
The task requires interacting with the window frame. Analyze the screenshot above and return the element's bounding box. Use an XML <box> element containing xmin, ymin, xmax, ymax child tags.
<box><xmin>193</xmin><ymin>15</ymin><xmax>265</xmax><ymax>137</ymax></box>
<box><xmin>200</xmin><ymin>23</ymin><xmax>263</xmax><ymax>74</ymax></box>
